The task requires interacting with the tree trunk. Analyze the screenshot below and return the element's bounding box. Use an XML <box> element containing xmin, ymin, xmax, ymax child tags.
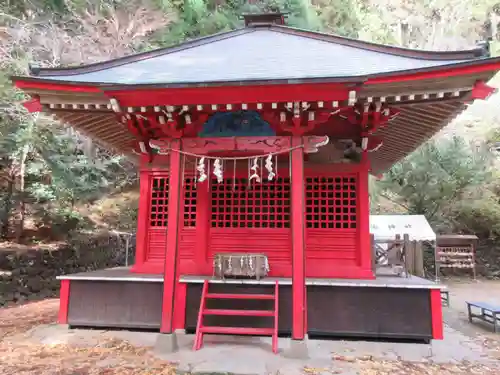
<box><xmin>84</xmin><ymin>138</ymin><xmax>95</xmax><ymax>160</ymax></box>
<box><xmin>15</xmin><ymin>145</ymin><xmax>29</xmax><ymax>242</ymax></box>
<box><xmin>1</xmin><ymin>172</ymin><xmax>14</xmax><ymax>239</ymax></box>
<box><xmin>491</xmin><ymin>12</ymin><xmax>499</xmax><ymax>48</ymax></box>
<box><xmin>398</xmin><ymin>21</ymin><xmax>410</xmax><ymax>47</ymax></box>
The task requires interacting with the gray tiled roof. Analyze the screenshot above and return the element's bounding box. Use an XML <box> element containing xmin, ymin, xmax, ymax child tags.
<box><xmin>40</xmin><ymin>29</ymin><xmax>470</xmax><ymax>85</ymax></box>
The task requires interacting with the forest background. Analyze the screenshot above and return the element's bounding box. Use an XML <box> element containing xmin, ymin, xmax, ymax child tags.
<box><xmin>2</xmin><ymin>0</ymin><xmax>500</xmax><ymax>272</ymax></box>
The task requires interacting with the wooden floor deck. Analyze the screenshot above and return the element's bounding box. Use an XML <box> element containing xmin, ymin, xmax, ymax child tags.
<box><xmin>57</xmin><ymin>266</ymin><xmax>444</xmax><ymax>289</ymax></box>
<box><xmin>57</xmin><ymin>267</ymin><xmax>163</xmax><ymax>282</ymax></box>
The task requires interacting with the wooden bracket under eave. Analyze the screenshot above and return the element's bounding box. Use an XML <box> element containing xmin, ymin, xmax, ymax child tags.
<box><xmin>471</xmin><ymin>80</ymin><xmax>497</xmax><ymax>100</ymax></box>
<box><xmin>22</xmin><ymin>96</ymin><xmax>42</xmax><ymax>113</ymax></box>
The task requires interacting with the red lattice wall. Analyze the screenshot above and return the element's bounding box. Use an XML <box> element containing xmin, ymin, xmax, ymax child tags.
<box><xmin>305</xmin><ymin>176</ymin><xmax>357</xmax><ymax>230</ymax></box>
<box><xmin>179</xmin><ymin>177</ymin><xmax>197</xmax><ymax>265</ymax></box>
<box><xmin>210</xmin><ymin>177</ymin><xmax>291</xmax><ymax>229</ymax></box>
<box><xmin>134</xmin><ymin>172</ymin><xmax>198</xmax><ymax>270</ymax></box>
<box><xmin>133</xmin><ymin>164</ymin><xmax>369</xmax><ymax>279</ymax></box>
<box><xmin>207</xmin><ymin>175</ymin><xmax>292</xmax><ymax>276</ymax></box>
<box><xmin>146</xmin><ymin>176</ymin><xmax>169</xmax><ymax>262</ymax></box>
<box><xmin>304</xmin><ymin>170</ymin><xmax>361</xmax><ymax>278</ymax></box>
<box><xmin>183</xmin><ymin>177</ymin><xmax>197</xmax><ymax>227</ymax></box>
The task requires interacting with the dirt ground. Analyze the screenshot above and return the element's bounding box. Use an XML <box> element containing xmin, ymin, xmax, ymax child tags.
<box><xmin>0</xmin><ymin>300</ymin><xmax>175</xmax><ymax>375</ymax></box>
<box><xmin>1</xmin><ymin>279</ymin><xmax>500</xmax><ymax>375</ymax></box>
<box><xmin>442</xmin><ymin>278</ymin><xmax>500</xmax><ymax>352</ymax></box>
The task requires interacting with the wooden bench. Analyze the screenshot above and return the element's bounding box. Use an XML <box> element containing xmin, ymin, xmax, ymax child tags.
<box><xmin>466</xmin><ymin>301</ymin><xmax>500</xmax><ymax>332</ymax></box>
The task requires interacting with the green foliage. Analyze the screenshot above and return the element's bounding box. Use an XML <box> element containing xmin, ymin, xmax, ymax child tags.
<box><xmin>37</xmin><ymin>207</ymin><xmax>88</xmax><ymax>236</ymax></box>
<box><xmin>1</xmin><ymin>0</ymin><xmax>499</xmax><ymax>243</ymax></box>
<box><xmin>0</xmin><ymin>111</ymin><xmax>130</xmax><ymax>237</ymax></box>
<box><xmin>0</xmin><ymin>0</ymin><xmax>151</xmax><ymax>240</ymax></box>
<box><xmin>152</xmin><ymin>0</ymin><xmax>362</xmax><ymax>46</ymax></box>
<box><xmin>377</xmin><ymin>137</ymin><xmax>491</xmax><ymax>217</ymax></box>
<box><xmin>449</xmin><ymin>193</ymin><xmax>500</xmax><ymax>239</ymax></box>
<box><xmin>314</xmin><ymin>0</ymin><xmax>362</xmax><ymax>37</ymax></box>
<box><xmin>374</xmin><ymin>136</ymin><xmax>500</xmax><ymax>237</ymax></box>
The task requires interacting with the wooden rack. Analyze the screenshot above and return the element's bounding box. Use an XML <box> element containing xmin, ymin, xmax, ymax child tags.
<box><xmin>371</xmin><ymin>234</ymin><xmax>425</xmax><ymax>277</ymax></box>
<box><xmin>371</xmin><ymin>234</ymin><xmax>410</xmax><ymax>277</ymax></box>
<box><xmin>436</xmin><ymin>234</ymin><xmax>477</xmax><ymax>279</ymax></box>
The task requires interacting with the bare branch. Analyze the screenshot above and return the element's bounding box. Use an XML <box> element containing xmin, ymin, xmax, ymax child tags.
<box><xmin>0</xmin><ymin>1</ymin><xmax>173</xmax><ymax>161</ymax></box>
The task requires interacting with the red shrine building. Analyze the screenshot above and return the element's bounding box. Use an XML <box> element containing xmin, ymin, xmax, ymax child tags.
<box><xmin>12</xmin><ymin>13</ymin><xmax>500</xmax><ymax>351</ymax></box>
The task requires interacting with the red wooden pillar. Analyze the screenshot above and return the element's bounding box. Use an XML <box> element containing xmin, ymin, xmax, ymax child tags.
<box><xmin>58</xmin><ymin>279</ymin><xmax>70</xmax><ymax>324</ymax></box>
<box><xmin>291</xmin><ymin>136</ymin><xmax>306</xmax><ymax>340</ymax></box>
<box><xmin>172</xmin><ymin>282</ymin><xmax>187</xmax><ymax>330</ymax></box>
<box><xmin>358</xmin><ymin>151</ymin><xmax>373</xmax><ymax>276</ymax></box>
<box><xmin>160</xmin><ymin>139</ymin><xmax>182</xmax><ymax>333</ymax></box>
<box><xmin>195</xmin><ymin>180</ymin><xmax>210</xmax><ymax>272</ymax></box>
<box><xmin>131</xmin><ymin>167</ymin><xmax>151</xmax><ymax>271</ymax></box>
<box><xmin>430</xmin><ymin>289</ymin><xmax>444</xmax><ymax>339</ymax></box>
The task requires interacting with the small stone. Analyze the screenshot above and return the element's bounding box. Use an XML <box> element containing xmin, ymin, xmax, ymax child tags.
<box><xmin>358</xmin><ymin>355</ymin><xmax>374</xmax><ymax>361</ymax></box>
<box><xmin>332</xmin><ymin>355</ymin><xmax>356</xmax><ymax>362</ymax></box>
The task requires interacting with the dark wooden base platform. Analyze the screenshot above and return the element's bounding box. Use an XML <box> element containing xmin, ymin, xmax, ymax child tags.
<box><xmin>60</xmin><ymin>268</ymin><xmax>162</xmax><ymax>329</ymax></box>
<box><xmin>58</xmin><ymin>267</ymin><xmax>443</xmax><ymax>340</ymax></box>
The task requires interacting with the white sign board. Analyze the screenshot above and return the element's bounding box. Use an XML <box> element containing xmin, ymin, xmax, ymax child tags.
<box><xmin>369</xmin><ymin>215</ymin><xmax>436</xmax><ymax>242</ymax></box>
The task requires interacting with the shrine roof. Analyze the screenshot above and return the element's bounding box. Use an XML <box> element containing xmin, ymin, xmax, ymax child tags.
<box><xmin>22</xmin><ymin>25</ymin><xmax>492</xmax><ymax>86</ymax></box>
<box><xmin>11</xmin><ymin>23</ymin><xmax>500</xmax><ymax>173</ymax></box>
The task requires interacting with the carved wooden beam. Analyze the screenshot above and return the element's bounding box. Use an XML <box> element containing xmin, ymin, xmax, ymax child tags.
<box><xmin>151</xmin><ymin>111</ymin><xmax>209</xmax><ymax>138</ymax></box>
<box><xmin>124</xmin><ymin>115</ymin><xmax>141</xmax><ymax>138</ymax></box>
<box><xmin>303</xmin><ymin>135</ymin><xmax>329</xmax><ymax>153</ymax></box>
<box><xmin>179</xmin><ymin>137</ymin><xmax>293</xmax><ymax>154</ymax></box>
<box><xmin>148</xmin><ymin>136</ymin><xmax>330</xmax><ymax>155</ymax></box>
<box><xmin>359</xmin><ymin>135</ymin><xmax>383</xmax><ymax>152</ymax></box>
<box><xmin>133</xmin><ymin>140</ymin><xmax>154</xmax><ymax>157</ymax></box>
<box><xmin>277</xmin><ymin>103</ymin><xmax>332</xmax><ymax>135</ymax></box>
<box><xmin>336</xmin><ymin>104</ymin><xmax>400</xmax><ymax>134</ymax></box>
<box><xmin>369</xmin><ymin>107</ymin><xmax>400</xmax><ymax>134</ymax></box>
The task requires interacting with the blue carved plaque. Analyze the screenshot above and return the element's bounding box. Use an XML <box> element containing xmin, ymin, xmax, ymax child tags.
<box><xmin>198</xmin><ymin>111</ymin><xmax>275</xmax><ymax>137</ymax></box>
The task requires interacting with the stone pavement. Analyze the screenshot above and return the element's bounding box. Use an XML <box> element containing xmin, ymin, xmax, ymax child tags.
<box><xmin>23</xmin><ymin>322</ymin><xmax>498</xmax><ymax>375</ymax></box>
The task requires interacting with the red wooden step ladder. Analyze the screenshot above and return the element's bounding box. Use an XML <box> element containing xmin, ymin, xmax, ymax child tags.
<box><xmin>193</xmin><ymin>280</ymin><xmax>279</xmax><ymax>353</ymax></box>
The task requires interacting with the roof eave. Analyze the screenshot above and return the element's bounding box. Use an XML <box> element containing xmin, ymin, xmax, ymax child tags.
<box><xmin>12</xmin><ymin>56</ymin><xmax>500</xmax><ymax>92</ymax></box>
<box><xmin>11</xmin><ymin>75</ymin><xmax>367</xmax><ymax>91</ymax></box>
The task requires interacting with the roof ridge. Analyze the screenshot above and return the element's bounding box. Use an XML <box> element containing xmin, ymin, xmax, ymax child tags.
<box><xmin>267</xmin><ymin>25</ymin><xmax>487</xmax><ymax>61</ymax></box>
<box><xmin>31</xmin><ymin>28</ymin><xmax>255</xmax><ymax>77</ymax></box>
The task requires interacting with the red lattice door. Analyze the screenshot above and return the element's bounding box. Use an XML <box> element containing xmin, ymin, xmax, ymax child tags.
<box><xmin>183</xmin><ymin>177</ymin><xmax>197</xmax><ymax>228</ymax></box>
<box><xmin>305</xmin><ymin>174</ymin><xmax>359</xmax><ymax>277</ymax></box>
<box><xmin>146</xmin><ymin>175</ymin><xmax>199</xmax><ymax>264</ymax></box>
<box><xmin>179</xmin><ymin>176</ymin><xmax>198</xmax><ymax>262</ymax></box>
<box><xmin>208</xmin><ymin>176</ymin><xmax>292</xmax><ymax>276</ymax></box>
<box><xmin>147</xmin><ymin>176</ymin><xmax>169</xmax><ymax>262</ymax></box>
